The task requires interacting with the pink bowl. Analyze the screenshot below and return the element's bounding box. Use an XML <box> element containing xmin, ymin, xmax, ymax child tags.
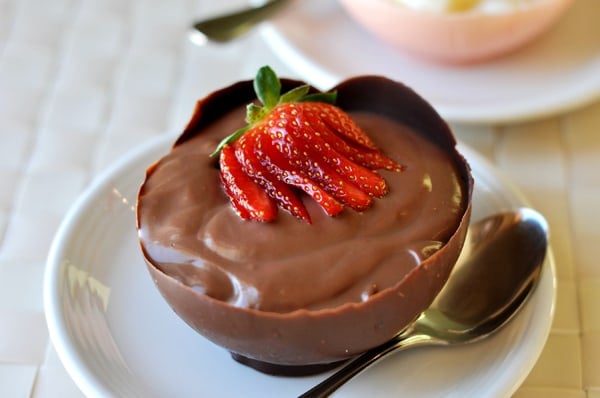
<box><xmin>338</xmin><ymin>0</ymin><xmax>575</xmax><ymax>64</ymax></box>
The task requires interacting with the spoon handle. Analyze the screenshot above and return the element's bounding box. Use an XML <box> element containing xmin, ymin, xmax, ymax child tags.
<box><xmin>299</xmin><ymin>333</ymin><xmax>434</xmax><ymax>398</ymax></box>
<box><xmin>192</xmin><ymin>0</ymin><xmax>288</xmax><ymax>43</ymax></box>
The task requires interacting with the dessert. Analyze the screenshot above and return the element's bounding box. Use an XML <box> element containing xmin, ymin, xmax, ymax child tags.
<box><xmin>136</xmin><ymin>67</ymin><xmax>473</xmax><ymax>375</ymax></box>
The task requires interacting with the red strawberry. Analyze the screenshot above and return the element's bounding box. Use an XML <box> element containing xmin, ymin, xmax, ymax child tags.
<box><xmin>254</xmin><ymin>131</ymin><xmax>346</xmax><ymax>217</ymax></box>
<box><xmin>301</xmin><ymin>101</ymin><xmax>379</xmax><ymax>150</ymax></box>
<box><xmin>212</xmin><ymin>66</ymin><xmax>404</xmax><ymax>223</ymax></box>
<box><xmin>259</xmin><ymin>103</ymin><xmax>380</xmax><ymax>210</ymax></box>
<box><xmin>236</xmin><ymin>129</ymin><xmax>313</xmax><ymax>222</ymax></box>
<box><xmin>219</xmin><ymin>144</ymin><xmax>277</xmax><ymax>221</ymax></box>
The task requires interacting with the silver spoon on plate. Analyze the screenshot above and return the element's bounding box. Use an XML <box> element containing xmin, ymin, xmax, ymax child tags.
<box><xmin>300</xmin><ymin>207</ymin><xmax>549</xmax><ymax>397</ymax></box>
<box><xmin>189</xmin><ymin>0</ymin><xmax>288</xmax><ymax>45</ymax></box>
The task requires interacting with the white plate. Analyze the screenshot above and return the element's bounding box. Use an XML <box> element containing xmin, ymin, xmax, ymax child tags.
<box><xmin>261</xmin><ymin>0</ymin><xmax>600</xmax><ymax>124</ymax></box>
<box><xmin>44</xmin><ymin>134</ymin><xmax>556</xmax><ymax>398</ymax></box>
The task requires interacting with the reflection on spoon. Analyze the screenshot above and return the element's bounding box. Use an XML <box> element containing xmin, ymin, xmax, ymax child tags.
<box><xmin>189</xmin><ymin>0</ymin><xmax>289</xmax><ymax>45</ymax></box>
<box><xmin>300</xmin><ymin>207</ymin><xmax>548</xmax><ymax>397</ymax></box>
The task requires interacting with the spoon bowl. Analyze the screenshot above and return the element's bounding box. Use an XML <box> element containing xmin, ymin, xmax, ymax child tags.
<box><xmin>301</xmin><ymin>207</ymin><xmax>548</xmax><ymax>397</ymax></box>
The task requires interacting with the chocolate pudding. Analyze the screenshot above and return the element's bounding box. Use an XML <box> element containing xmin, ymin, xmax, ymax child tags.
<box><xmin>137</xmin><ymin>76</ymin><xmax>473</xmax><ymax>375</ymax></box>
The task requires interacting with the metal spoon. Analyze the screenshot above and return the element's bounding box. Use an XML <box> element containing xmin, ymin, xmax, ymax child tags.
<box><xmin>189</xmin><ymin>0</ymin><xmax>288</xmax><ymax>45</ymax></box>
<box><xmin>300</xmin><ymin>207</ymin><xmax>549</xmax><ymax>397</ymax></box>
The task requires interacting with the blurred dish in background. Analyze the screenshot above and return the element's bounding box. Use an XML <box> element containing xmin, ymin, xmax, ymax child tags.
<box><xmin>389</xmin><ymin>0</ymin><xmax>563</xmax><ymax>14</ymax></box>
<box><xmin>339</xmin><ymin>0</ymin><xmax>574</xmax><ymax>64</ymax></box>
<box><xmin>261</xmin><ymin>0</ymin><xmax>600</xmax><ymax>123</ymax></box>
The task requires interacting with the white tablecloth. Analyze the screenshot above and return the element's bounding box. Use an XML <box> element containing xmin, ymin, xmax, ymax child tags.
<box><xmin>1</xmin><ymin>0</ymin><xmax>599</xmax><ymax>396</ymax></box>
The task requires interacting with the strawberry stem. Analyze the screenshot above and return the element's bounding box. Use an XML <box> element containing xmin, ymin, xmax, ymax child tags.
<box><xmin>300</xmin><ymin>91</ymin><xmax>337</xmax><ymax>104</ymax></box>
<box><xmin>279</xmin><ymin>84</ymin><xmax>310</xmax><ymax>103</ymax></box>
<box><xmin>210</xmin><ymin>66</ymin><xmax>337</xmax><ymax>158</ymax></box>
<box><xmin>210</xmin><ymin>125</ymin><xmax>249</xmax><ymax>157</ymax></box>
<box><xmin>254</xmin><ymin>65</ymin><xmax>281</xmax><ymax>109</ymax></box>
<box><xmin>245</xmin><ymin>103</ymin><xmax>266</xmax><ymax>124</ymax></box>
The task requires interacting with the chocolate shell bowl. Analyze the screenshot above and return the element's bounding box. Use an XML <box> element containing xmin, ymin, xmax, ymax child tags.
<box><xmin>136</xmin><ymin>75</ymin><xmax>474</xmax><ymax>375</ymax></box>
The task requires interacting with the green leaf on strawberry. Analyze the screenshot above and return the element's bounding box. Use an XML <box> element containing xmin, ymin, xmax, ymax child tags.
<box><xmin>212</xmin><ymin>66</ymin><xmax>336</xmax><ymax>157</ymax></box>
<box><xmin>214</xmin><ymin>66</ymin><xmax>404</xmax><ymax>223</ymax></box>
<box><xmin>254</xmin><ymin>64</ymin><xmax>281</xmax><ymax>109</ymax></box>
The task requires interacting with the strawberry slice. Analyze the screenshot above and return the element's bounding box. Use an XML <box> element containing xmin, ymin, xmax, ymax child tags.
<box><xmin>236</xmin><ymin>129</ymin><xmax>312</xmax><ymax>222</ymax></box>
<box><xmin>255</xmin><ymin>132</ymin><xmax>347</xmax><ymax>216</ymax></box>
<box><xmin>304</xmin><ymin>111</ymin><xmax>402</xmax><ymax>173</ymax></box>
<box><xmin>292</xmin><ymin>102</ymin><xmax>402</xmax><ymax>172</ymax></box>
<box><xmin>269</xmin><ymin>103</ymin><xmax>391</xmax><ymax>199</ymax></box>
<box><xmin>261</xmin><ymin>105</ymin><xmax>379</xmax><ymax>209</ymax></box>
<box><xmin>301</xmin><ymin>102</ymin><xmax>379</xmax><ymax>150</ymax></box>
<box><xmin>212</xmin><ymin>66</ymin><xmax>404</xmax><ymax>223</ymax></box>
<box><xmin>219</xmin><ymin>144</ymin><xmax>277</xmax><ymax>222</ymax></box>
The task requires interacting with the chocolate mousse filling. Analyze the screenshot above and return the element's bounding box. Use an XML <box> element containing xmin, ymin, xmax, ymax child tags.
<box><xmin>139</xmin><ymin>109</ymin><xmax>464</xmax><ymax>312</ymax></box>
<box><xmin>137</xmin><ymin>76</ymin><xmax>473</xmax><ymax>375</ymax></box>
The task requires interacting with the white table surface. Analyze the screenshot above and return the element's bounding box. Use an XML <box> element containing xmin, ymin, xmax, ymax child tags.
<box><xmin>1</xmin><ymin>0</ymin><xmax>599</xmax><ymax>397</ymax></box>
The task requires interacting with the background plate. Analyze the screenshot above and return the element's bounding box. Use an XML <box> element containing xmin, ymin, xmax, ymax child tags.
<box><xmin>44</xmin><ymin>134</ymin><xmax>555</xmax><ymax>397</ymax></box>
<box><xmin>261</xmin><ymin>0</ymin><xmax>600</xmax><ymax>124</ymax></box>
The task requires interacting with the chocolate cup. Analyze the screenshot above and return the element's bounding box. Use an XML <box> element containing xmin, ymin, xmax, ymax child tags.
<box><xmin>138</xmin><ymin>75</ymin><xmax>473</xmax><ymax>373</ymax></box>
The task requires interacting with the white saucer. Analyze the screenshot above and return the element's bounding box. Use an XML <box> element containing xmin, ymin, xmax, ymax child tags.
<box><xmin>261</xmin><ymin>0</ymin><xmax>600</xmax><ymax>124</ymax></box>
<box><xmin>44</xmin><ymin>134</ymin><xmax>555</xmax><ymax>397</ymax></box>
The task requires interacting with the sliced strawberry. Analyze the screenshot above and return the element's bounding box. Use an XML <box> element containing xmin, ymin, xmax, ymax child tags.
<box><xmin>219</xmin><ymin>144</ymin><xmax>277</xmax><ymax>221</ymax></box>
<box><xmin>300</xmin><ymin>102</ymin><xmax>378</xmax><ymax>150</ymax></box>
<box><xmin>213</xmin><ymin>66</ymin><xmax>404</xmax><ymax>223</ymax></box>
<box><xmin>236</xmin><ymin>130</ymin><xmax>312</xmax><ymax>222</ymax></box>
<box><xmin>308</xmin><ymin>138</ymin><xmax>388</xmax><ymax>200</ymax></box>
<box><xmin>256</xmin><ymin>132</ymin><xmax>347</xmax><ymax>216</ymax></box>
<box><xmin>343</xmin><ymin>143</ymin><xmax>404</xmax><ymax>172</ymax></box>
<box><xmin>267</xmin><ymin>103</ymin><xmax>390</xmax><ymax>198</ymax></box>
